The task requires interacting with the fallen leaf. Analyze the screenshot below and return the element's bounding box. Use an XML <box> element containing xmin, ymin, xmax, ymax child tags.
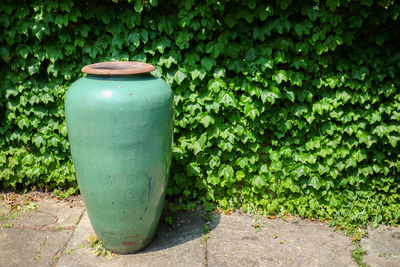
<box><xmin>280</xmin><ymin>241</ymin><xmax>284</xmax><ymax>244</ymax></box>
<box><xmin>273</xmin><ymin>233</ymin><xmax>278</xmax><ymax>239</ymax></box>
<box><xmin>214</xmin><ymin>207</ymin><xmax>222</xmax><ymax>214</ymax></box>
<box><xmin>86</xmin><ymin>235</ymin><xmax>98</xmax><ymax>243</ymax></box>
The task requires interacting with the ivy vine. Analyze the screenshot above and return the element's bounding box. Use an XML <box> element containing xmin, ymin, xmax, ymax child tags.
<box><xmin>1</xmin><ymin>0</ymin><xmax>399</xmax><ymax>226</ymax></box>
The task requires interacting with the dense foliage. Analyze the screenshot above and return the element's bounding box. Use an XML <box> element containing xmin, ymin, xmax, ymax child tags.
<box><xmin>1</xmin><ymin>0</ymin><xmax>399</xmax><ymax>226</ymax></box>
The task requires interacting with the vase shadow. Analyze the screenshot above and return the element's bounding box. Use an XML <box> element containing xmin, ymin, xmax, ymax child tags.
<box><xmin>136</xmin><ymin>204</ymin><xmax>220</xmax><ymax>254</ymax></box>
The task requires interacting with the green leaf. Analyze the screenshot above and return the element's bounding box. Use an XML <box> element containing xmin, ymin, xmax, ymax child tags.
<box><xmin>244</xmin><ymin>104</ymin><xmax>260</xmax><ymax>120</ymax></box>
<box><xmin>22</xmin><ymin>154</ymin><xmax>33</xmax><ymax>165</ymax></box>
<box><xmin>259</xmin><ymin>4</ymin><xmax>274</xmax><ymax>21</ymax></box>
<box><xmin>174</xmin><ymin>70</ymin><xmax>187</xmax><ymax>84</ymax></box>
<box><xmin>206</xmin><ymin>42</ymin><xmax>224</xmax><ymax>58</ymax></box>
<box><xmin>16</xmin><ymin>44</ymin><xmax>32</xmax><ymax>59</ymax></box>
<box><xmin>17</xmin><ymin>116</ymin><xmax>29</xmax><ymax>129</ymax></box>
<box><xmin>289</xmin><ymin>72</ymin><xmax>305</xmax><ymax>86</ymax></box>
<box><xmin>360</xmin><ymin>0</ymin><xmax>373</xmax><ymax>7</ymax></box>
<box><xmin>218</xmin><ymin>91</ymin><xmax>236</xmax><ymax>107</ymax></box>
<box><xmin>201</xmin><ymin>58</ymin><xmax>216</xmax><ymax>72</ymax></box>
<box><xmin>208</xmin><ymin>79</ymin><xmax>226</xmax><ymax>93</ymax></box>
<box><xmin>372</xmin><ymin>125</ymin><xmax>389</xmax><ymax>138</ymax></box>
<box><xmin>219</xmin><ymin>165</ymin><xmax>234</xmax><ymax>181</ymax></box>
<box><xmin>272</xmin><ymin>70</ymin><xmax>288</xmax><ymax>84</ymax></box>
<box><xmin>388</xmin><ymin>135</ymin><xmax>400</xmax><ymax>147</ymax></box>
<box><xmin>192</xmin><ymin>133</ymin><xmax>207</xmax><ymax>155</ymax></box>
<box><xmin>277</xmin><ymin>0</ymin><xmax>292</xmax><ymax>10</ymax></box>
<box><xmin>127</xmin><ymin>32</ymin><xmax>140</xmax><ymax>46</ymax></box>
<box><xmin>308</xmin><ymin>175</ymin><xmax>321</xmax><ymax>190</ymax></box>
<box><xmin>207</xmin><ymin>175</ymin><xmax>220</xmax><ymax>185</ymax></box>
<box><xmin>32</xmin><ymin>135</ymin><xmax>46</xmax><ymax>148</ymax></box>
<box><xmin>134</xmin><ymin>0</ymin><xmax>143</xmax><ymax>12</ymax></box>
<box><xmin>199</xmin><ymin>114</ymin><xmax>215</xmax><ymax>128</ymax></box>
<box><xmin>326</xmin><ymin>0</ymin><xmax>340</xmax><ymax>11</ymax></box>
<box><xmin>352</xmin><ymin>67</ymin><xmax>369</xmax><ymax>81</ymax></box>
<box><xmin>0</xmin><ymin>47</ymin><xmax>10</xmax><ymax>60</ymax></box>
<box><xmin>252</xmin><ymin>175</ymin><xmax>266</xmax><ymax>189</ymax></box>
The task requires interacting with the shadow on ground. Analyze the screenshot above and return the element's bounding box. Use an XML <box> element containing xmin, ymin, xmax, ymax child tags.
<box><xmin>138</xmin><ymin>204</ymin><xmax>220</xmax><ymax>254</ymax></box>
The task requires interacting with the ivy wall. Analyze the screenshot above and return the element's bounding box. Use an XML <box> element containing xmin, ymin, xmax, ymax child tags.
<box><xmin>1</xmin><ymin>0</ymin><xmax>399</xmax><ymax>225</ymax></box>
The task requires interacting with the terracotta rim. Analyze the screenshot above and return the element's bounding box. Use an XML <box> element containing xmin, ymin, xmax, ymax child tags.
<box><xmin>81</xmin><ymin>61</ymin><xmax>155</xmax><ymax>75</ymax></box>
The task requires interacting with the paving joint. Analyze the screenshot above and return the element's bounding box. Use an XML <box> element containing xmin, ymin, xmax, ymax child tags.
<box><xmin>204</xmin><ymin>238</ymin><xmax>208</xmax><ymax>267</ymax></box>
<box><xmin>51</xmin><ymin>208</ymin><xmax>86</xmax><ymax>267</ymax></box>
<box><xmin>34</xmin><ymin>235</ymin><xmax>49</xmax><ymax>262</ymax></box>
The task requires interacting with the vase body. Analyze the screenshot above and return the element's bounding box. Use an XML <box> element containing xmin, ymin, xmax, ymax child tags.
<box><xmin>65</xmin><ymin>69</ymin><xmax>173</xmax><ymax>254</ymax></box>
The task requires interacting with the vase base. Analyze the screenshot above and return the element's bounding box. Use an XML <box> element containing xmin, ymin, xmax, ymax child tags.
<box><xmin>100</xmin><ymin>233</ymin><xmax>154</xmax><ymax>254</ymax></box>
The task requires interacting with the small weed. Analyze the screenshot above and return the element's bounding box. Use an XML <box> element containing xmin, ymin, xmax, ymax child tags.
<box><xmin>56</xmin><ymin>226</ymin><xmax>65</xmax><ymax>231</ymax></box>
<box><xmin>21</xmin><ymin>202</ymin><xmax>38</xmax><ymax>212</ymax></box>
<box><xmin>34</xmin><ymin>236</ymin><xmax>49</xmax><ymax>262</ymax></box>
<box><xmin>252</xmin><ymin>213</ymin><xmax>263</xmax><ymax>232</ymax></box>
<box><xmin>378</xmin><ymin>252</ymin><xmax>392</xmax><ymax>258</ymax></box>
<box><xmin>201</xmin><ymin>234</ymin><xmax>212</xmax><ymax>241</ymax></box>
<box><xmin>202</xmin><ymin>213</ymin><xmax>213</xmax><ymax>222</ymax></box>
<box><xmin>87</xmin><ymin>235</ymin><xmax>113</xmax><ymax>259</ymax></box>
<box><xmin>1</xmin><ymin>222</ymin><xmax>12</xmax><ymax>229</ymax></box>
<box><xmin>164</xmin><ymin>216</ymin><xmax>173</xmax><ymax>226</ymax></box>
<box><xmin>252</xmin><ymin>222</ymin><xmax>263</xmax><ymax>232</ymax></box>
<box><xmin>351</xmin><ymin>245</ymin><xmax>366</xmax><ymax>266</ymax></box>
<box><xmin>203</xmin><ymin>224</ymin><xmax>210</xmax><ymax>234</ymax></box>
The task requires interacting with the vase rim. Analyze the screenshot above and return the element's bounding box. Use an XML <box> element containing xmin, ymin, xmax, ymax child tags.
<box><xmin>81</xmin><ymin>61</ymin><xmax>155</xmax><ymax>75</ymax></box>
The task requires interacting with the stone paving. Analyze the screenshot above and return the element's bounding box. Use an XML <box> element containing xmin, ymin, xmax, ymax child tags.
<box><xmin>0</xmin><ymin>196</ymin><xmax>399</xmax><ymax>267</ymax></box>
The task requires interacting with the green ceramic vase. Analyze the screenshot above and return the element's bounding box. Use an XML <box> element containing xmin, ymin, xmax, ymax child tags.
<box><xmin>65</xmin><ymin>61</ymin><xmax>173</xmax><ymax>254</ymax></box>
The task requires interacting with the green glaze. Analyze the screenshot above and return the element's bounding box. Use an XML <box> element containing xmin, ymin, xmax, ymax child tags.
<box><xmin>65</xmin><ymin>74</ymin><xmax>173</xmax><ymax>254</ymax></box>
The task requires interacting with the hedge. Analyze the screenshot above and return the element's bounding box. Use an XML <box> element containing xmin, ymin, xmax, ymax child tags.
<box><xmin>1</xmin><ymin>0</ymin><xmax>399</xmax><ymax>226</ymax></box>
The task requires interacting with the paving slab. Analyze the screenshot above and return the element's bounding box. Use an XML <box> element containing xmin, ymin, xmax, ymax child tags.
<box><xmin>0</xmin><ymin>227</ymin><xmax>72</xmax><ymax>267</ymax></box>
<box><xmin>361</xmin><ymin>225</ymin><xmax>400</xmax><ymax>267</ymax></box>
<box><xmin>207</xmin><ymin>212</ymin><xmax>356</xmax><ymax>267</ymax></box>
<box><xmin>56</xmin><ymin>209</ymin><xmax>209</xmax><ymax>267</ymax></box>
<box><xmin>0</xmin><ymin>198</ymin><xmax>10</xmax><ymax>217</ymax></box>
<box><xmin>6</xmin><ymin>199</ymin><xmax>85</xmax><ymax>231</ymax></box>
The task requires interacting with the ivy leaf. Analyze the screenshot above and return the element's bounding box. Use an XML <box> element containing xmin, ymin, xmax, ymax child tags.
<box><xmin>16</xmin><ymin>44</ymin><xmax>32</xmax><ymax>59</ymax></box>
<box><xmin>128</xmin><ymin>32</ymin><xmax>140</xmax><ymax>46</ymax></box>
<box><xmin>208</xmin><ymin>79</ymin><xmax>226</xmax><ymax>93</ymax></box>
<box><xmin>219</xmin><ymin>165</ymin><xmax>234</xmax><ymax>181</ymax></box>
<box><xmin>388</xmin><ymin>135</ymin><xmax>400</xmax><ymax>147</ymax></box>
<box><xmin>206</xmin><ymin>42</ymin><xmax>224</xmax><ymax>58</ymax></box>
<box><xmin>309</xmin><ymin>175</ymin><xmax>321</xmax><ymax>189</ymax></box>
<box><xmin>289</xmin><ymin>72</ymin><xmax>305</xmax><ymax>86</ymax></box>
<box><xmin>277</xmin><ymin>0</ymin><xmax>292</xmax><ymax>10</ymax></box>
<box><xmin>134</xmin><ymin>0</ymin><xmax>143</xmax><ymax>12</ymax></box>
<box><xmin>192</xmin><ymin>134</ymin><xmax>207</xmax><ymax>155</ymax></box>
<box><xmin>218</xmin><ymin>91</ymin><xmax>236</xmax><ymax>107</ymax></box>
<box><xmin>174</xmin><ymin>70</ymin><xmax>187</xmax><ymax>85</ymax></box>
<box><xmin>326</xmin><ymin>0</ymin><xmax>340</xmax><ymax>11</ymax></box>
<box><xmin>360</xmin><ymin>0</ymin><xmax>373</xmax><ymax>6</ymax></box>
<box><xmin>244</xmin><ymin>104</ymin><xmax>260</xmax><ymax>120</ymax></box>
<box><xmin>272</xmin><ymin>70</ymin><xmax>288</xmax><ymax>84</ymax></box>
<box><xmin>0</xmin><ymin>47</ymin><xmax>10</xmax><ymax>60</ymax></box>
<box><xmin>22</xmin><ymin>154</ymin><xmax>33</xmax><ymax>165</ymax></box>
<box><xmin>372</xmin><ymin>125</ymin><xmax>389</xmax><ymax>138</ymax></box>
<box><xmin>201</xmin><ymin>58</ymin><xmax>216</xmax><ymax>72</ymax></box>
<box><xmin>32</xmin><ymin>135</ymin><xmax>46</xmax><ymax>148</ymax></box>
<box><xmin>259</xmin><ymin>5</ymin><xmax>274</xmax><ymax>21</ymax></box>
<box><xmin>352</xmin><ymin>67</ymin><xmax>369</xmax><ymax>81</ymax></box>
<box><xmin>252</xmin><ymin>175</ymin><xmax>266</xmax><ymax>189</ymax></box>
<box><xmin>199</xmin><ymin>114</ymin><xmax>215</xmax><ymax>128</ymax></box>
<box><xmin>17</xmin><ymin>117</ymin><xmax>29</xmax><ymax>129</ymax></box>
